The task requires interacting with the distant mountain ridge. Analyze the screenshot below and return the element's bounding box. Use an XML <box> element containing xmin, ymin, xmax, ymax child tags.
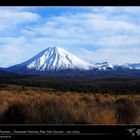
<box><xmin>1</xmin><ymin>46</ymin><xmax>140</xmax><ymax>77</ymax></box>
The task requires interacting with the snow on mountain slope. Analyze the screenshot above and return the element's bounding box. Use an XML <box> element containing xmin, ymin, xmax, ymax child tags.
<box><xmin>127</xmin><ymin>63</ymin><xmax>140</xmax><ymax>70</ymax></box>
<box><xmin>93</xmin><ymin>62</ymin><xmax>140</xmax><ymax>70</ymax></box>
<box><xmin>94</xmin><ymin>62</ymin><xmax>140</xmax><ymax>70</ymax></box>
<box><xmin>94</xmin><ymin>62</ymin><xmax>113</xmax><ymax>70</ymax></box>
<box><xmin>9</xmin><ymin>47</ymin><xmax>93</xmax><ymax>71</ymax></box>
<box><xmin>113</xmin><ymin>63</ymin><xmax>140</xmax><ymax>70</ymax></box>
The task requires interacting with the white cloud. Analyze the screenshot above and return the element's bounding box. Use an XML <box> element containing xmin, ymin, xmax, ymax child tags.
<box><xmin>96</xmin><ymin>35</ymin><xmax>140</xmax><ymax>48</ymax></box>
<box><xmin>23</xmin><ymin>10</ymin><xmax>140</xmax><ymax>39</ymax></box>
<box><xmin>0</xmin><ymin>45</ymin><xmax>24</xmax><ymax>67</ymax></box>
<box><xmin>0</xmin><ymin>8</ymin><xmax>40</xmax><ymax>35</ymax></box>
<box><xmin>79</xmin><ymin>46</ymin><xmax>140</xmax><ymax>65</ymax></box>
<box><xmin>1</xmin><ymin>7</ymin><xmax>140</xmax><ymax>67</ymax></box>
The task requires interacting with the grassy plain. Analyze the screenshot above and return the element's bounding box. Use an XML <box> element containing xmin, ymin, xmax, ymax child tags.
<box><xmin>0</xmin><ymin>84</ymin><xmax>140</xmax><ymax>124</ymax></box>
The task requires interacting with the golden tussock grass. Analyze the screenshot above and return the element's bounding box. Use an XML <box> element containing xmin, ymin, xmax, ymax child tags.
<box><xmin>0</xmin><ymin>85</ymin><xmax>140</xmax><ymax>124</ymax></box>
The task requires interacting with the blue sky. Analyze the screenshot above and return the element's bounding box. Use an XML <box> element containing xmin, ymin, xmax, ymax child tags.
<box><xmin>0</xmin><ymin>7</ymin><xmax>140</xmax><ymax>67</ymax></box>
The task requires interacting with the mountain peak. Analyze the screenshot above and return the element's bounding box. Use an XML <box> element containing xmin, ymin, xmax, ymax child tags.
<box><xmin>43</xmin><ymin>47</ymin><xmax>68</xmax><ymax>56</ymax></box>
<box><xmin>47</xmin><ymin>46</ymin><xmax>60</xmax><ymax>50</ymax></box>
<box><xmin>9</xmin><ymin>47</ymin><xmax>93</xmax><ymax>72</ymax></box>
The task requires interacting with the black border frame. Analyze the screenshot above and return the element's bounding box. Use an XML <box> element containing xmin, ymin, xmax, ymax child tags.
<box><xmin>0</xmin><ymin>0</ymin><xmax>140</xmax><ymax>138</ymax></box>
<box><xmin>0</xmin><ymin>0</ymin><xmax>140</xmax><ymax>6</ymax></box>
<box><xmin>0</xmin><ymin>124</ymin><xmax>139</xmax><ymax>137</ymax></box>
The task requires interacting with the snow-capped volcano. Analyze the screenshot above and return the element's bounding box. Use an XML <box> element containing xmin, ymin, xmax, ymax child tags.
<box><xmin>8</xmin><ymin>47</ymin><xmax>93</xmax><ymax>72</ymax></box>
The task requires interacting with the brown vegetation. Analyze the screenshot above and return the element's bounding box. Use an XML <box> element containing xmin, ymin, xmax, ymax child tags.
<box><xmin>0</xmin><ymin>85</ymin><xmax>140</xmax><ymax>124</ymax></box>
<box><xmin>115</xmin><ymin>98</ymin><xmax>139</xmax><ymax>124</ymax></box>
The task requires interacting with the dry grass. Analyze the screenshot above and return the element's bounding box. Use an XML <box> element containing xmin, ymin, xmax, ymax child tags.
<box><xmin>0</xmin><ymin>85</ymin><xmax>140</xmax><ymax>124</ymax></box>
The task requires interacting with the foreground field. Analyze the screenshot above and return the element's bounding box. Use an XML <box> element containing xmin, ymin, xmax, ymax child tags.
<box><xmin>0</xmin><ymin>85</ymin><xmax>140</xmax><ymax>124</ymax></box>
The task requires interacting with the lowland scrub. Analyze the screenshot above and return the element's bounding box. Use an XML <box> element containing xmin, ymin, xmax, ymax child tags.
<box><xmin>0</xmin><ymin>85</ymin><xmax>140</xmax><ymax>124</ymax></box>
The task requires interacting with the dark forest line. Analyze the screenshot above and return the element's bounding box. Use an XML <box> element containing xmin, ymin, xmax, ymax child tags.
<box><xmin>0</xmin><ymin>74</ymin><xmax>140</xmax><ymax>94</ymax></box>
